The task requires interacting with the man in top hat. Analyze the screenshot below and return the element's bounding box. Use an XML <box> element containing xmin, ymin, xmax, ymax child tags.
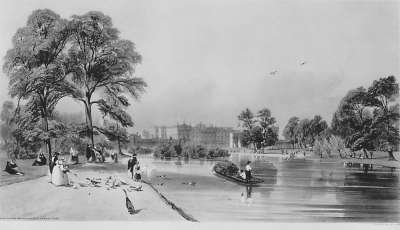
<box><xmin>127</xmin><ymin>153</ymin><xmax>137</xmax><ymax>179</ymax></box>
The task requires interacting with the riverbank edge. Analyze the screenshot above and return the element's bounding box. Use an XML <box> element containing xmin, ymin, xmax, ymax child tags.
<box><xmin>142</xmin><ymin>179</ymin><xmax>199</xmax><ymax>222</ymax></box>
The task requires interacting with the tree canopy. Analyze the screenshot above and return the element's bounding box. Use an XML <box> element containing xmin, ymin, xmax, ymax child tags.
<box><xmin>65</xmin><ymin>11</ymin><xmax>146</xmax><ymax>147</ymax></box>
<box><xmin>332</xmin><ymin>76</ymin><xmax>399</xmax><ymax>159</ymax></box>
<box><xmin>3</xmin><ymin>9</ymin><xmax>74</xmax><ymax>159</ymax></box>
<box><xmin>238</xmin><ymin>107</ymin><xmax>278</xmax><ymax>150</ymax></box>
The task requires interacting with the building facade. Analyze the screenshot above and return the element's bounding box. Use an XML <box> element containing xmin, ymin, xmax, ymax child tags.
<box><xmin>177</xmin><ymin>123</ymin><xmax>238</xmax><ymax>148</ymax></box>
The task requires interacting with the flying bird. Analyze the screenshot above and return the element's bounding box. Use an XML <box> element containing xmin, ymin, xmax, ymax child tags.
<box><xmin>123</xmin><ymin>189</ymin><xmax>135</xmax><ymax>214</ymax></box>
<box><xmin>300</xmin><ymin>61</ymin><xmax>307</xmax><ymax>65</ymax></box>
<box><xmin>269</xmin><ymin>70</ymin><xmax>278</xmax><ymax>76</ymax></box>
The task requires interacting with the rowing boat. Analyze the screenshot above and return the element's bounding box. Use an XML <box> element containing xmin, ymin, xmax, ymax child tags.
<box><xmin>212</xmin><ymin>162</ymin><xmax>264</xmax><ymax>186</ymax></box>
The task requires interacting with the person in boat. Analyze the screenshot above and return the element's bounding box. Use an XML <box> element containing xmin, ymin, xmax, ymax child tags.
<box><xmin>4</xmin><ymin>159</ymin><xmax>24</xmax><ymax>175</ymax></box>
<box><xmin>239</xmin><ymin>169</ymin><xmax>246</xmax><ymax>180</ymax></box>
<box><xmin>49</xmin><ymin>152</ymin><xmax>60</xmax><ymax>174</ymax></box>
<box><xmin>245</xmin><ymin>161</ymin><xmax>252</xmax><ymax>182</ymax></box>
<box><xmin>32</xmin><ymin>153</ymin><xmax>47</xmax><ymax>166</ymax></box>
<box><xmin>51</xmin><ymin>159</ymin><xmax>70</xmax><ymax>186</ymax></box>
<box><xmin>128</xmin><ymin>153</ymin><xmax>137</xmax><ymax>179</ymax></box>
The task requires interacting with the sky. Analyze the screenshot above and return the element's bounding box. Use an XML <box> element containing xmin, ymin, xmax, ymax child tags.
<box><xmin>0</xmin><ymin>0</ymin><xmax>399</xmax><ymax>137</ymax></box>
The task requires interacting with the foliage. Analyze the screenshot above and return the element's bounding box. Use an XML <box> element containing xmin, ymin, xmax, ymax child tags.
<box><xmin>313</xmin><ymin>135</ymin><xmax>346</xmax><ymax>158</ymax></box>
<box><xmin>65</xmin><ymin>11</ymin><xmax>146</xmax><ymax>147</ymax></box>
<box><xmin>283</xmin><ymin>115</ymin><xmax>329</xmax><ymax>148</ymax></box>
<box><xmin>283</xmin><ymin>116</ymin><xmax>299</xmax><ymax>148</ymax></box>
<box><xmin>331</xmin><ymin>76</ymin><xmax>399</xmax><ymax>159</ymax></box>
<box><xmin>238</xmin><ymin>107</ymin><xmax>279</xmax><ymax>150</ymax></box>
<box><xmin>154</xmin><ymin>142</ymin><xmax>230</xmax><ymax>159</ymax></box>
<box><xmin>0</xmin><ymin>101</ymin><xmax>16</xmax><ymax>146</ymax></box>
<box><xmin>128</xmin><ymin>146</ymin><xmax>152</xmax><ymax>155</ymax></box>
<box><xmin>3</xmin><ymin>9</ymin><xmax>73</xmax><ymax>157</ymax></box>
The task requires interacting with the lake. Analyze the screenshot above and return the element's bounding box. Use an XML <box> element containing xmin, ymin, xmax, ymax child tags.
<box><xmin>139</xmin><ymin>153</ymin><xmax>399</xmax><ymax>222</ymax></box>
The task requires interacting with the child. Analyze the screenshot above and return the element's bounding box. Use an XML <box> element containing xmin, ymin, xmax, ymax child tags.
<box><xmin>134</xmin><ymin>162</ymin><xmax>141</xmax><ymax>181</ymax></box>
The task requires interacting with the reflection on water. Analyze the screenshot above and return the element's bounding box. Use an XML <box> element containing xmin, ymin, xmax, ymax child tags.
<box><xmin>142</xmin><ymin>153</ymin><xmax>399</xmax><ymax>222</ymax></box>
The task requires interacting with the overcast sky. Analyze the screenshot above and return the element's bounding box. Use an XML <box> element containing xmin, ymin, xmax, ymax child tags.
<box><xmin>0</xmin><ymin>0</ymin><xmax>399</xmax><ymax>136</ymax></box>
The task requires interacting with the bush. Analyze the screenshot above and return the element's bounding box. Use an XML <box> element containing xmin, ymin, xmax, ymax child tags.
<box><xmin>155</xmin><ymin>143</ymin><xmax>230</xmax><ymax>160</ymax></box>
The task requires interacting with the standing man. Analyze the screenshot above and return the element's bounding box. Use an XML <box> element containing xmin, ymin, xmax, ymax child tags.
<box><xmin>86</xmin><ymin>144</ymin><xmax>91</xmax><ymax>161</ymax></box>
<box><xmin>128</xmin><ymin>153</ymin><xmax>137</xmax><ymax>179</ymax></box>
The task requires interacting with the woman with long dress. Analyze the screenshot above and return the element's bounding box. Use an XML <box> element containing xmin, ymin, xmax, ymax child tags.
<box><xmin>51</xmin><ymin>160</ymin><xmax>70</xmax><ymax>186</ymax></box>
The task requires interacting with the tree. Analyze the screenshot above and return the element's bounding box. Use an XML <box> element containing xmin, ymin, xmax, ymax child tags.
<box><xmin>238</xmin><ymin>108</ymin><xmax>255</xmax><ymax>130</ymax></box>
<box><xmin>283</xmin><ymin>116</ymin><xmax>300</xmax><ymax>148</ymax></box>
<box><xmin>309</xmin><ymin>115</ymin><xmax>329</xmax><ymax>143</ymax></box>
<box><xmin>99</xmin><ymin>120</ymin><xmax>129</xmax><ymax>155</ymax></box>
<box><xmin>3</xmin><ymin>9</ymin><xmax>73</xmax><ymax>162</ymax></box>
<box><xmin>366</xmin><ymin>76</ymin><xmax>399</xmax><ymax>159</ymax></box>
<box><xmin>332</xmin><ymin>77</ymin><xmax>399</xmax><ymax>160</ymax></box>
<box><xmin>295</xmin><ymin>118</ymin><xmax>311</xmax><ymax>148</ymax></box>
<box><xmin>238</xmin><ymin>108</ymin><xmax>279</xmax><ymax>150</ymax></box>
<box><xmin>65</xmin><ymin>11</ymin><xmax>146</xmax><ymax>148</ymax></box>
<box><xmin>238</xmin><ymin>108</ymin><xmax>256</xmax><ymax>150</ymax></box>
<box><xmin>257</xmin><ymin>108</ymin><xmax>279</xmax><ymax>147</ymax></box>
<box><xmin>331</xmin><ymin>87</ymin><xmax>373</xmax><ymax>155</ymax></box>
<box><xmin>0</xmin><ymin>101</ymin><xmax>15</xmax><ymax>146</ymax></box>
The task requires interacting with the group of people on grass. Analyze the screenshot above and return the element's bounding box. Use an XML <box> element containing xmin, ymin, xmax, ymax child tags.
<box><xmin>128</xmin><ymin>153</ymin><xmax>142</xmax><ymax>181</ymax></box>
<box><xmin>86</xmin><ymin>144</ymin><xmax>105</xmax><ymax>163</ymax></box>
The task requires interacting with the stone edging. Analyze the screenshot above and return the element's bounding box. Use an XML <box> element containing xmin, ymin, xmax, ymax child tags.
<box><xmin>142</xmin><ymin>180</ymin><xmax>199</xmax><ymax>222</ymax></box>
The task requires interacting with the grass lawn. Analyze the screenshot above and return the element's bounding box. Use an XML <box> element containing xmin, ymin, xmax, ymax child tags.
<box><xmin>0</xmin><ymin>156</ymin><xmax>49</xmax><ymax>187</ymax></box>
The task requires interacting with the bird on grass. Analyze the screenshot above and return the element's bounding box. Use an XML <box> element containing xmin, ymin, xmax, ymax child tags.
<box><xmin>123</xmin><ymin>189</ymin><xmax>135</xmax><ymax>214</ymax></box>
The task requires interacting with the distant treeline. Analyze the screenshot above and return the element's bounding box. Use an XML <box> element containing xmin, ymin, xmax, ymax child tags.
<box><xmin>282</xmin><ymin>76</ymin><xmax>399</xmax><ymax>159</ymax></box>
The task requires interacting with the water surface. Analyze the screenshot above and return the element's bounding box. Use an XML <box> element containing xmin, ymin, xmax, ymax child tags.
<box><xmin>140</xmin><ymin>153</ymin><xmax>399</xmax><ymax>222</ymax></box>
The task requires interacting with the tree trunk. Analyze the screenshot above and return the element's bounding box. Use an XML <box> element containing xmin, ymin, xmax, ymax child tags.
<box><xmin>362</xmin><ymin>149</ymin><xmax>369</xmax><ymax>159</ymax></box>
<box><xmin>116</xmin><ymin>123</ymin><xmax>122</xmax><ymax>155</ymax></box>
<box><xmin>388</xmin><ymin>150</ymin><xmax>395</xmax><ymax>161</ymax></box>
<box><xmin>117</xmin><ymin>137</ymin><xmax>122</xmax><ymax>155</ymax></box>
<box><xmin>85</xmin><ymin>97</ymin><xmax>95</xmax><ymax>148</ymax></box>
<box><xmin>42</xmin><ymin>115</ymin><xmax>52</xmax><ymax>169</ymax></box>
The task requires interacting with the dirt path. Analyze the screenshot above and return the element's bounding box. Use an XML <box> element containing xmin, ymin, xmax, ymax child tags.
<box><xmin>0</xmin><ymin>169</ymin><xmax>184</xmax><ymax>221</ymax></box>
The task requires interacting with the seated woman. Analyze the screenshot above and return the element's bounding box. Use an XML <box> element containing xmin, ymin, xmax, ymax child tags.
<box><xmin>32</xmin><ymin>153</ymin><xmax>47</xmax><ymax>166</ymax></box>
<box><xmin>94</xmin><ymin>148</ymin><xmax>104</xmax><ymax>163</ymax></box>
<box><xmin>4</xmin><ymin>160</ymin><xmax>24</xmax><ymax>175</ymax></box>
<box><xmin>69</xmin><ymin>147</ymin><xmax>79</xmax><ymax>165</ymax></box>
<box><xmin>51</xmin><ymin>159</ymin><xmax>70</xmax><ymax>186</ymax></box>
<box><xmin>239</xmin><ymin>170</ymin><xmax>246</xmax><ymax>180</ymax></box>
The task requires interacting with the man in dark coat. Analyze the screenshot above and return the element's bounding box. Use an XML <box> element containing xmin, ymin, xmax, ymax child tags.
<box><xmin>127</xmin><ymin>154</ymin><xmax>137</xmax><ymax>179</ymax></box>
<box><xmin>86</xmin><ymin>144</ymin><xmax>92</xmax><ymax>161</ymax></box>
